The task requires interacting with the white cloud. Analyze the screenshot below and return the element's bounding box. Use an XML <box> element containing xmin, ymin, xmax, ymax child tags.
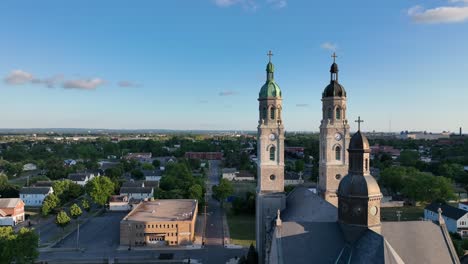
<box><xmin>449</xmin><ymin>0</ymin><xmax>468</xmax><ymax>3</ymax></box>
<box><xmin>321</xmin><ymin>42</ymin><xmax>337</xmax><ymax>51</ymax></box>
<box><xmin>214</xmin><ymin>0</ymin><xmax>240</xmax><ymax>7</ymax></box>
<box><xmin>118</xmin><ymin>80</ymin><xmax>141</xmax><ymax>88</ymax></box>
<box><xmin>4</xmin><ymin>70</ymin><xmax>34</xmax><ymax>85</ymax></box>
<box><xmin>63</xmin><ymin>78</ymin><xmax>105</xmax><ymax>90</ymax></box>
<box><xmin>267</xmin><ymin>0</ymin><xmax>287</xmax><ymax>9</ymax></box>
<box><xmin>408</xmin><ymin>4</ymin><xmax>468</xmax><ymax>24</ymax></box>
<box><xmin>31</xmin><ymin>75</ymin><xmax>64</xmax><ymax>88</ymax></box>
<box><xmin>219</xmin><ymin>90</ymin><xmax>238</xmax><ymax>96</ymax></box>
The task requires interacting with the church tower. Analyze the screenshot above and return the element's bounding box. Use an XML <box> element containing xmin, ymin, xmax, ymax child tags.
<box><xmin>256</xmin><ymin>51</ymin><xmax>286</xmax><ymax>264</ymax></box>
<box><xmin>318</xmin><ymin>53</ymin><xmax>350</xmax><ymax>207</ymax></box>
<box><xmin>337</xmin><ymin>121</ymin><xmax>383</xmax><ymax>235</ymax></box>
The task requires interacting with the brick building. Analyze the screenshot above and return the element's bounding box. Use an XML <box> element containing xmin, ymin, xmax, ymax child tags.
<box><xmin>120</xmin><ymin>199</ymin><xmax>198</xmax><ymax>247</ymax></box>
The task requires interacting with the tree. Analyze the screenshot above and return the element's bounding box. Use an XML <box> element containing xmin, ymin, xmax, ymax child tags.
<box><xmin>294</xmin><ymin>160</ymin><xmax>305</xmax><ymax>172</ymax></box>
<box><xmin>246</xmin><ymin>243</ymin><xmax>258</xmax><ymax>264</ymax></box>
<box><xmin>0</xmin><ymin>227</ymin><xmax>39</xmax><ymax>264</ymax></box>
<box><xmin>402</xmin><ymin>172</ymin><xmax>455</xmax><ymax>203</ymax></box>
<box><xmin>70</xmin><ymin>203</ymin><xmax>83</xmax><ymax>219</ymax></box>
<box><xmin>14</xmin><ymin>228</ymin><xmax>39</xmax><ymax>263</ymax></box>
<box><xmin>131</xmin><ymin>169</ymin><xmax>144</xmax><ymax>180</ymax></box>
<box><xmin>85</xmin><ymin>176</ymin><xmax>115</xmax><ymax>206</ymax></box>
<box><xmin>41</xmin><ymin>193</ymin><xmax>60</xmax><ymax>216</ymax></box>
<box><xmin>212</xmin><ymin>178</ymin><xmax>234</xmax><ymax>206</ymax></box>
<box><xmin>141</xmin><ymin>163</ymin><xmax>155</xmax><ymax>171</ymax></box>
<box><xmin>81</xmin><ymin>199</ymin><xmax>91</xmax><ymax>212</ymax></box>
<box><xmin>56</xmin><ymin>210</ymin><xmax>71</xmax><ymax>231</ymax></box>
<box><xmin>105</xmin><ymin>167</ymin><xmax>124</xmax><ymax>180</ymax></box>
<box><xmin>188</xmin><ymin>184</ymin><xmax>203</xmax><ymax>201</ymax></box>
<box><xmin>399</xmin><ymin>150</ymin><xmax>419</xmax><ymax>167</ymax></box>
<box><xmin>152</xmin><ymin>159</ymin><xmax>161</xmax><ymax>168</ymax></box>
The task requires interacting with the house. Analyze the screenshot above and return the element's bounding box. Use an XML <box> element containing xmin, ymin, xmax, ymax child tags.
<box><xmin>109</xmin><ymin>195</ymin><xmax>132</xmax><ymax>211</ymax></box>
<box><xmin>33</xmin><ymin>181</ymin><xmax>53</xmax><ymax>187</ymax></box>
<box><xmin>20</xmin><ymin>186</ymin><xmax>54</xmax><ymax>207</ymax></box>
<box><xmin>153</xmin><ymin>156</ymin><xmax>177</xmax><ymax>166</ymax></box>
<box><xmin>235</xmin><ymin>171</ymin><xmax>255</xmax><ymax>181</ymax></box>
<box><xmin>459</xmin><ymin>202</ymin><xmax>468</xmax><ymax>211</ymax></box>
<box><xmin>0</xmin><ymin>198</ymin><xmax>25</xmax><ymax>226</ymax></box>
<box><xmin>122</xmin><ymin>181</ymin><xmax>159</xmax><ymax>189</ymax></box>
<box><xmin>22</xmin><ymin>163</ymin><xmax>37</xmax><ymax>171</ymax></box>
<box><xmin>222</xmin><ymin>168</ymin><xmax>238</xmax><ymax>181</ymax></box>
<box><xmin>425</xmin><ymin>202</ymin><xmax>468</xmax><ymax>236</ymax></box>
<box><xmin>284</xmin><ymin>171</ymin><xmax>304</xmax><ymax>186</ymax></box>
<box><xmin>120</xmin><ymin>187</ymin><xmax>154</xmax><ymax>200</ymax></box>
<box><xmin>64</xmin><ymin>159</ymin><xmax>77</xmax><ymax>166</ymax></box>
<box><xmin>124</xmin><ymin>153</ymin><xmax>152</xmax><ymax>163</ymax></box>
<box><xmin>143</xmin><ymin>169</ymin><xmax>163</xmax><ymax>182</ymax></box>
<box><xmin>68</xmin><ymin>172</ymin><xmax>97</xmax><ymax>186</ymax></box>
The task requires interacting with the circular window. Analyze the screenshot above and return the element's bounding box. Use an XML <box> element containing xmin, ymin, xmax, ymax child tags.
<box><xmin>335</xmin><ymin>174</ymin><xmax>341</xmax><ymax>180</ymax></box>
<box><xmin>270</xmin><ymin>175</ymin><xmax>276</xmax><ymax>180</ymax></box>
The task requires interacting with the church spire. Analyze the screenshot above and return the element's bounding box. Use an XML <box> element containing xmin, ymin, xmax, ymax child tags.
<box><xmin>330</xmin><ymin>52</ymin><xmax>339</xmax><ymax>82</ymax></box>
<box><xmin>266</xmin><ymin>50</ymin><xmax>274</xmax><ymax>81</ymax></box>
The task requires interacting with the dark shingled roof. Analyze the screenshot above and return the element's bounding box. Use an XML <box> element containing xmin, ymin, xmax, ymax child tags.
<box><xmin>425</xmin><ymin>202</ymin><xmax>467</xmax><ymax>220</ymax></box>
<box><xmin>68</xmin><ymin>172</ymin><xmax>92</xmax><ymax>181</ymax></box>
<box><xmin>20</xmin><ymin>187</ymin><xmax>52</xmax><ymax>195</ymax></box>
<box><xmin>34</xmin><ymin>181</ymin><xmax>53</xmax><ymax>187</ymax></box>
<box><xmin>120</xmin><ymin>187</ymin><xmax>153</xmax><ymax>194</ymax></box>
<box><xmin>272</xmin><ymin>187</ymin><xmax>459</xmax><ymax>264</ymax></box>
<box><xmin>323</xmin><ymin>81</ymin><xmax>346</xmax><ymax>98</ymax></box>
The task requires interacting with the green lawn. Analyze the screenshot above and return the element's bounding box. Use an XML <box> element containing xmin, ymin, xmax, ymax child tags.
<box><xmin>231</xmin><ymin>181</ymin><xmax>256</xmax><ymax>196</ymax></box>
<box><xmin>226</xmin><ymin>211</ymin><xmax>256</xmax><ymax>247</ymax></box>
<box><xmin>380</xmin><ymin>206</ymin><xmax>424</xmax><ymax>221</ymax></box>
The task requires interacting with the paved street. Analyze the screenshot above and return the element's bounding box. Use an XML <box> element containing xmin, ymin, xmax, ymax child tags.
<box><xmin>38</xmin><ymin>160</ymin><xmax>247</xmax><ymax>264</ymax></box>
<box><xmin>204</xmin><ymin>160</ymin><xmax>225</xmax><ymax>246</ymax></box>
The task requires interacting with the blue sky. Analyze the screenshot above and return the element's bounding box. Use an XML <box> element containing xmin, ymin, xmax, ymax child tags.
<box><xmin>0</xmin><ymin>0</ymin><xmax>467</xmax><ymax>132</ymax></box>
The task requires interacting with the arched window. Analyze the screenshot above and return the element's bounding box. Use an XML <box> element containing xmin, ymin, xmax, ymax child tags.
<box><xmin>270</xmin><ymin>107</ymin><xmax>276</xmax><ymax>120</ymax></box>
<box><xmin>270</xmin><ymin>146</ymin><xmax>276</xmax><ymax>161</ymax></box>
<box><xmin>327</xmin><ymin>108</ymin><xmax>332</xmax><ymax>119</ymax></box>
<box><xmin>336</xmin><ymin>107</ymin><xmax>341</xmax><ymax>120</ymax></box>
<box><xmin>262</xmin><ymin>107</ymin><xmax>267</xmax><ymax>120</ymax></box>
<box><xmin>335</xmin><ymin>146</ymin><xmax>341</xmax><ymax>160</ymax></box>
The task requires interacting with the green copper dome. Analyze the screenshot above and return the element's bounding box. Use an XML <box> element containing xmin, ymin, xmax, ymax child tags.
<box><xmin>259</xmin><ymin>62</ymin><xmax>282</xmax><ymax>98</ymax></box>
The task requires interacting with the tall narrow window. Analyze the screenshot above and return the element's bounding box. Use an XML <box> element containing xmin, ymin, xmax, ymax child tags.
<box><xmin>270</xmin><ymin>146</ymin><xmax>276</xmax><ymax>161</ymax></box>
<box><xmin>335</xmin><ymin>146</ymin><xmax>341</xmax><ymax>160</ymax></box>
<box><xmin>262</xmin><ymin>107</ymin><xmax>267</xmax><ymax>120</ymax></box>
<box><xmin>270</xmin><ymin>107</ymin><xmax>276</xmax><ymax>120</ymax></box>
<box><xmin>365</xmin><ymin>158</ymin><xmax>368</xmax><ymax>171</ymax></box>
<box><xmin>336</xmin><ymin>108</ymin><xmax>341</xmax><ymax>120</ymax></box>
<box><xmin>327</xmin><ymin>108</ymin><xmax>332</xmax><ymax>119</ymax></box>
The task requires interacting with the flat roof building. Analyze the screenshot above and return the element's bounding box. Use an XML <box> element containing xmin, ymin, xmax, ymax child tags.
<box><xmin>120</xmin><ymin>199</ymin><xmax>198</xmax><ymax>247</ymax></box>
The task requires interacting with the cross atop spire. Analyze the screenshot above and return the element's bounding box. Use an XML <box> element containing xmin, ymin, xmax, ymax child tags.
<box><xmin>355</xmin><ymin>116</ymin><xmax>364</xmax><ymax>131</ymax></box>
<box><xmin>267</xmin><ymin>50</ymin><xmax>274</xmax><ymax>62</ymax></box>
<box><xmin>331</xmin><ymin>52</ymin><xmax>338</xmax><ymax>63</ymax></box>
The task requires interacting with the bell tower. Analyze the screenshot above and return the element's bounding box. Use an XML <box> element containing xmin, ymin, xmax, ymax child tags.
<box><xmin>256</xmin><ymin>51</ymin><xmax>286</xmax><ymax>264</ymax></box>
<box><xmin>318</xmin><ymin>53</ymin><xmax>350</xmax><ymax>207</ymax></box>
<box><xmin>337</xmin><ymin>122</ymin><xmax>383</xmax><ymax>235</ymax></box>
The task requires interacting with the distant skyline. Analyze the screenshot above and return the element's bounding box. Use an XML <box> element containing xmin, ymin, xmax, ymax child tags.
<box><xmin>0</xmin><ymin>0</ymin><xmax>467</xmax><ymax>132</ymax></box>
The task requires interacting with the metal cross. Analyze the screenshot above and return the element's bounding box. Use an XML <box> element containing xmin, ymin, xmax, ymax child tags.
<box><xmin>267</xmin><ymin>50</ymin><xmax>274</xmax><ymax>62</ymax></box>
<box><xmin>331</xmin><ymin>52</ymin><xmax>338</xmax><ymax>63</ymax></box>
<box><xmin>355</xmin><ymin>116</ymin><xmax>364</xmax><ymax>131</ymax></box>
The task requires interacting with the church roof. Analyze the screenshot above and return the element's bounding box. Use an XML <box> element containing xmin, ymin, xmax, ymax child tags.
<box><xmin>271</xmin><ymin>190</ymin><xmax>459</xmax><ymax>264</ymax></box>
<box><xmin>338</xmin><ymin>174</ymin><xmax>382</xmax><ymax>198</ymax></box>
<box><xmin>323</xmin><ymin>81</ymin><xmax>346</xmax><ymax>98</ymax></box>
<box><xmin>259</xmin><ymin>61</ymin><xmax>282</xmax><ymax>99</ymax></box>
<box><xmin>349</xmin><ymin>130</ymin><xmax>370</xmax><ymax>151</ymax></box>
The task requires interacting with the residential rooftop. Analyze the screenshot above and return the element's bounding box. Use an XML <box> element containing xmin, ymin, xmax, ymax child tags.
<box><xmin>123</xmin><ymin>199</ymin><xmax>197</xmax><ymax>222</ymax></box>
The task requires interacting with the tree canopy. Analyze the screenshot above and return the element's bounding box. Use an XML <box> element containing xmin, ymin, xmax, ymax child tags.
<box><xmin>85</xmin><ymin>176</ymin><xmax>115</xmax><ymax>206</ymax></box>
<box><xmin>0</xmin><ymin>227</ymin><xmax>39</xmax><ymax>264</ymax></box>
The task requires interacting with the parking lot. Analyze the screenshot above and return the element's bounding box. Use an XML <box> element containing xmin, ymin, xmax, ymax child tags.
<box><xmin>54</xmin><ymin>211</ymin><xmax>127</xmax><ymax>252</ymax></box>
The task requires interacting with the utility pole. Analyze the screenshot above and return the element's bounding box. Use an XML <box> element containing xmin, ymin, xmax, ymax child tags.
<box><xmin>76</xmin><ymin>222</ymin><xmax>80</xmax><ymax>249</ymax></box>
